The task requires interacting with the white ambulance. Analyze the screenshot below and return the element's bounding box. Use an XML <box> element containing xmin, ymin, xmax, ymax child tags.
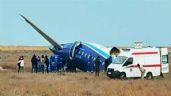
<box><xmin>107</xmin><ymin>47</ymin><xmax>169</xmax><ymax>79</ymax></box>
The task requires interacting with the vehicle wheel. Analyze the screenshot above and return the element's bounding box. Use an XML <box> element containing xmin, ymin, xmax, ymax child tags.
<box><xmin>120</xmin><ymin>72</ymin><xmax>126</xmax><ymax>80</ymax></box>
<box><xmin>146</xmin><ymin>72</ymin><xmax>153</xmax><ymax>80</ymax></box>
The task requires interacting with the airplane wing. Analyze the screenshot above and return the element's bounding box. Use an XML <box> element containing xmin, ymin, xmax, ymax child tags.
<box><xmin>20</xmin><ymin>14</ymin><xmax>62</xmax><ymax>50</ymax></box>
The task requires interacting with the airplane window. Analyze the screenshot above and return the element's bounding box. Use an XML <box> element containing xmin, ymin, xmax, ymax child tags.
<box><xmin>102</xmin><ymin>62</ymin><xmax>105</xmax><ymax>65</ymax></box>
<box><xmin>82</xmin><ymin>52</ymin><xmax>84</xmax><ymax>55</ymax></box>
<box><xmin>88</xmin><ymin>55</ymin><xmax>90</xmax><ymax>59</ymax></box>
<box><xmin>78</xmin><ymin>50</ymin><xmax>81</xmax><ymax>54</ymax></box>
<box><xmin>85</xmin><ymin>53</ymin><xmax>87</xmax><ymax>57</ymax></box>
<box><xmin>80</xmin><ymin>48</ymin><xmax>84</xmax><ymax>51</ymax></box>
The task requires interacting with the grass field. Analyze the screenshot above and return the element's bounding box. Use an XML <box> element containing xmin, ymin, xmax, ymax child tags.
<box><xmin>0</xmin><ymin>71</ymin><xmax>171</xmax><ymax>96</ymax></box>
<box><xmin>0</xmin><ymin>46</ymin><xmax>171</xmax><ymax>96</ymax></box>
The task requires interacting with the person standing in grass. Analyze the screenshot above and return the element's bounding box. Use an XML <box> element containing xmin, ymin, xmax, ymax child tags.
<box><xmin>137</xmin><ymin>64</ymin><xmax>145</xmax><ymax>80</ymax></box>
<box><xmin>45</xmin><ymin>55</ymin><xmax>50</xmax><ymax>73</ymax></box>
<box><xmin>41</xmin><ymin>55</ymin><xmax>46</xmax><ymax>73</ymax></box>
<box><xmin>18</xmin><ymin>56</ymin><xmax>24</xmax><ymax>73</ymax></box>
<box><xmin>104</xmin><ymin>56</ymin><xmax>112</xmax><ymax>72</ymax></box>
<box><xmin>94</xmin><ymin>56</ymin><xmax>101</xmax><ymax>77</ymax></box>
<box><xmin>31</xmin><ymin>54</ymin><xmax>38</xmax><ymax>73</ymax></box>
<box><xmin>37</xmin><ymin>56</ymin><xmax>41</xmax><ymax>72</ymax></box>
<box><xmin>17</xmin><ymin>56</ymin><xmax>21</xmax><ymax>73</ymax></box>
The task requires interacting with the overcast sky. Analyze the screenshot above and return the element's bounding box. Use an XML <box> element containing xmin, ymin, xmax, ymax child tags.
<box><xmin>0</xmin><ymin>0</ymin><xmax>171</xmax><ymax>46</ymax></box>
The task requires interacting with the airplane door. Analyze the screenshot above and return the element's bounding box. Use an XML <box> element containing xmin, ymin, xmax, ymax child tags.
<box><xmin>161</xmin><ymin>48</ymin><xmax>169</xmax><ymax>74</ymax></box>
<box><xmin>69</xmin><ymin>41</ymin><xmax>81</xmax><ymax>60</ymax></box>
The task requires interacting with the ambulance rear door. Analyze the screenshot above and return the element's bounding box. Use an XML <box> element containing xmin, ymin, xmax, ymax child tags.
<box><xmin>161</xmin><ymin>48</ymin><xmax>169</xmax><ymax>74</ymax></box>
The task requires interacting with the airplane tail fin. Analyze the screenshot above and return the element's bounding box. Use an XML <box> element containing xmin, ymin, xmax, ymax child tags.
<box><xmin>20</xmin><ymin>14</ymin><xmax>62</xmax><ymax>50</ymax></box>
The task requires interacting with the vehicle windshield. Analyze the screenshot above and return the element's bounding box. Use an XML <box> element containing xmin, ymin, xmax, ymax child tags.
<box><xmin>112</xmin><ymin>56</ymin><xmax>128</xmax><ymax>64</ymax></box>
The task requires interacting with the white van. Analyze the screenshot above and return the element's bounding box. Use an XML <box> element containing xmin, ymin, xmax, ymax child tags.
<box><xmin>107</xmin><ymin>47</ymin><xmax>169</xmax><ymax>79</ymax></box>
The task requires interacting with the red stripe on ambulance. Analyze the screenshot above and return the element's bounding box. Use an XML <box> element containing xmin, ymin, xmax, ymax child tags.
<box><xmin>128</xmin><ymin>64</ymin><xmax>161</xmax><ymax>68</ymax></box>
<box><xmin>132</xmin><ymin>52</ymin><xmax>158</xmax><ymax>55</ymax></box>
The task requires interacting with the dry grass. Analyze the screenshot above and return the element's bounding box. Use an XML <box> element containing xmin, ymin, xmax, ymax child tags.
<box><xmin>0</xmin><ymin>71</ymin><xmax>171</xmax><ymax>96</ymax></box>
<box><xmin>0</xmin><ymin>46</ymin><xmax>49</xmax><ymax>51</ymax></box>
<box><xmin>0</xmin><ymin>46</ymin><xmax>171</xmax><ymax>96</ymax></box>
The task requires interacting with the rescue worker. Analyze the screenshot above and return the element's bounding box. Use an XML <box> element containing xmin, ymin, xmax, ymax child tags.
<box><xmin>45</xmin><ymin>55</ymin><xmax>50</xmax><ymax>73</ymax></box>
<box><xmin>105</xmin><ymin>56</ymin><xmax>112</xmax><ymax>72</ymax></box>
<box><xmin>54</xmin><ymin>55</ymin><xmax>58</xmax><ymax>72</ymax></box>
<box><xmin>59</xmin><ymin>57</ymin><xmax>65</xmax><ymax>71</ymax></box>
<box><xmin>94</xmin><ymin>56</ymin><xmax>101</xmax><ymax>77</ymax></box>
<box><xmin>31</xmin><ymin>54</ymin><xmax>38</xmax><ymax>73</ymax></box>
<box><xmin>50</xmin><ymin>56</ymin><xmax>55</xmax><ymax>72</ymax></box>
<box><xmin>137</xmin><ymin>64</ymin><xmax>145</xmax><ymax>80</ymax></box>
<box><xmin>37</xmin><ymin>56</ymin><xmax>41</xmax><ymax>72</ymax></box>
<box><xmin>41</xmin><ymin>55</ymin><xmax>45</xmax><ymax>73</ymax></box>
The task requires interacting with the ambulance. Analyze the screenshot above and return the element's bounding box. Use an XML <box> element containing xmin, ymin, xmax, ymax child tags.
<box><xmin>107</xmin><ymin>47</ymin><xmax>169</xmax><ymax>79</ymax></box>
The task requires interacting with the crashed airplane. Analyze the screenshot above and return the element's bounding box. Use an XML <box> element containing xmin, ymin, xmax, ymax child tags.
<box><xmin>20</xmin><ymin>15</ymin><xmax>120</xmax><ymax>71</ymax></box>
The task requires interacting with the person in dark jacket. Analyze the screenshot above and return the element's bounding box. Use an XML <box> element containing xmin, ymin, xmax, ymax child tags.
<box><xmin>94</xmin><ymin>56</ymin><xmax>101</xmax><ymax>77</ymax></box>
<box><xmin>45</xmin><ymin>55</ymin><xmax>50</xmax><ymax>73</ymax></box>
<box><xmin>105</xmin><ymin>56</ymin><xmax>112</xmax><ymax>72</ymax></box>
<box><xmin>31</xmin><ymin>54</ymin><xmax>38</xmax><ymax>73</ymax></box>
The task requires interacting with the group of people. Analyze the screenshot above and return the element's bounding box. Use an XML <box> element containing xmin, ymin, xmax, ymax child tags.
<box><xmin>31</xmin><ymin>54</ymin><xmax>50</xmax><ymax>73</ymax></box>
<box><xmin>17</xmin><ymin>54</ymin><xmax>55</xmax><ymax>73</ymax></box>
<box><xmin>17</xmin><ymin>54</ymin><xmax>146</xmax><ymax>79</ymax></box>
<box><xmin>17</xmin><ymin>54</ymin><xmax>110</xmax><ymax>76</ymax></box>
<box><xmin>17</xmin><ymin>54</ymin><xmax>104</xmax><ymax>77</ymax></box>
<box><xmin>31</xmin><ymin>54</ymin><xmax>67</xmax><ymax>73</ymax></box>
